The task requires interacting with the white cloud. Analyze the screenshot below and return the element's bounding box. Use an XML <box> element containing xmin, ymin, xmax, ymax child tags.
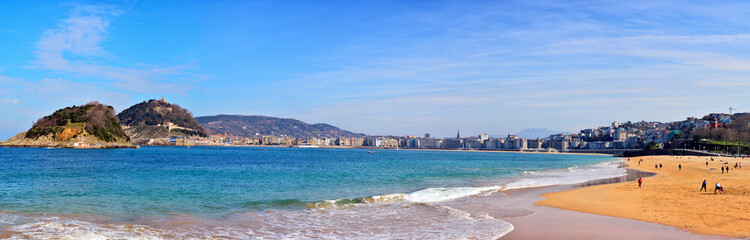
<box><xmin>22</xmin><ymin>78</ymin><xmax>129</xmax><ymax>108</ymax></box>
<box><xmin>553</xmin><ymin>34</ymin><xmax>750</xmax><ymax>47</ymax></box>
<box><xmin>0</xmin><ymin>99</ymin><xmax>19</xmax><ymax>104</ymax></box>
<box><xmin>31</xmin><ymin>4</ymin><xmax>201</xmax><ymax>94</ymax></box>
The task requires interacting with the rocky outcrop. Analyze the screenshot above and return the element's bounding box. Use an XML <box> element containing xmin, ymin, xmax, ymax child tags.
<box><xmin>1</xmin><ymin>131</ymin><xmax>134</xmax><ymax>148</ymax></box>
<box><xmin>0</xmin><ymin>102</ymin><xmax>134</xmax><ymax>149</ymax></box>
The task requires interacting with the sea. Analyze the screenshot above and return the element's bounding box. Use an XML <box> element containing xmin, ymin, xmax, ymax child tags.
<box><xmin>0</xmin><ymin>146</ymin><xmax>625</xmax><ymax>239</ymax></box>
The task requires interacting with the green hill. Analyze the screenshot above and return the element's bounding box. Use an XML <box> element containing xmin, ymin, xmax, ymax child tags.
<box><xmin>117</xmin><ymin>99</ymin><xmax>209</xmax><ymax>137</ymax></box>
<box><xmin>26</xmin><ymin>102</ymin><xmax>129</xmax><ymax>142</ymax></box>
<box><xmin>1</xmin><ymin>102</ymin><xmax>132</xmax><ymax>148</ymax></box>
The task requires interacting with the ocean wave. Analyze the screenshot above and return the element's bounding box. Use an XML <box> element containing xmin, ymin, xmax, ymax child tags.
<box><xmin>304</xmin><ymin>186</ymin><xmax>505</xmax><ymax>208</ymax></box>
<box><xmin>242</xmin><ymin>199</ymin><xmax>307</xmax><ymax>209</ymax></box>
<box><xmin>402</xmin><ymin>186</ymin><xmax>503</xmax><ymax>203</ymax></box>
<box><xmin>1</xmin><ymin>160</ymin><xmax>626</xmax><ymax>239</ymax></box>
<box><xmin>305</xmin><ymin>160</ymin><xmax>626</xmax><ymax>208</ymax></box>
<box><xmin>1</xmin><ymin>204</ymin><xmax>514</xmax><ymax>240</ymax></box>
<box><xmin>6</xmin><ymin>219</ymin><xmax>168</xmax><ymax>240</ymax></box>
<box><xmin>503</xmin><ymin>160</ymin><xmax>626</xmax><ymax>190</ymax></box>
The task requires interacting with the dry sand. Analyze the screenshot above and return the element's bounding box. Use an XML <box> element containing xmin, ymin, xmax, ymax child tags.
<box><xmin>538</xmin><ymin>155</ymin><xmax>750</xmax><ymax>238</ymax></box>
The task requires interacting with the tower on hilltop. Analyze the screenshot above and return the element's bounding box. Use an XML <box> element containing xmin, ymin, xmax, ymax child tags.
<box><xmin>457</xmin><ymin>130</ymin><xmax>460</xmax><ymax>139</ymax></box>
<box><xmin>161</xmin><ymin>93</ymin><xmax>165</xmax><ymax>102</ymax></box>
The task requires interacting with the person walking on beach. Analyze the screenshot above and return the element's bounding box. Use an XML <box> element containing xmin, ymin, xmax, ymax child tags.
<box><xmin>721</xmin><ymin>166</ymin><xmax>725</xmax><ymax>173</ymax></box>
<box><xmin>706</xmin><ymin>161</ymin><xmax>708</xmax><ymax>167</ymax></box>
<box><xmin>637</xmin><ymin>177</ymin><xmax>642</xmax><ymax>188</ymax></box>
<box><xmin>659</xmin><ymin>163</ymin><xmax>662</xmax><ymax>168</ymax></box>
<box><xmin>700</xmin><ymin>180</ymin><xmax>707</xmax><ymax>192</ymax></box>
<box><xmin>714</xmin><ymin>182</ymin><xmax>724</xmax><ymax>194</ymax></box>
<box><xmin>679</xmin><ymin>164</ymin><xmax>681</xmax><ymax>171</ymax></box>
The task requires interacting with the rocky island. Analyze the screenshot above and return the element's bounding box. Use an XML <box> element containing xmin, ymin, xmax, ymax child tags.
<box><xmin>0</xmin><ymin>102</ymin><xmax>134</xmax><ymax>148</ymax></box>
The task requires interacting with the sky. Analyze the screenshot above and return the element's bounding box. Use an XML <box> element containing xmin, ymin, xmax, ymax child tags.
<box><xmin>2</xmin><ymin>0</ymin><xmax>750</xmax><ymax>139</ymax></box>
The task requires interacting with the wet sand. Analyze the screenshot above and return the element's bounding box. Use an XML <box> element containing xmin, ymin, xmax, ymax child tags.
<box><xmin>443</xmin><ymin>168</ymin><xmax>730</xmax><ymax>239</ymax></box>
<box><xmin>538</xmin><ymin>155</ymin><xmax>750</xmax><ymax>238</ymax></box>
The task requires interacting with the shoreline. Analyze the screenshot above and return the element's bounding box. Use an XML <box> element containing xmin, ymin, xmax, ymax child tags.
<box><xmin>0</xmin><ymin>143</ymin><xmax>137</xmax><ymax>149</ymax></box>
<box><xmin>133</xmin><ymin>144</ymin><xmax>615</xmax><ymax>156</ymax></box>
<box><xmin>438</xmin><ymin>166</ymin><xmax>726</xmax><ymax>240</ymax></box>
<box><xmin>537</xmin><ymin>155</ymin><xmax>750</xmax><ymax>238</ymax></box>
<box><xmin>3</xmin><ymin>147</ymin><xmax>700</xmax><ymax>239</ymax></box>
<box><xmin>0</xmin><ymin>156</ymin><xmax>622</xmax><ymax>239</ymax></box>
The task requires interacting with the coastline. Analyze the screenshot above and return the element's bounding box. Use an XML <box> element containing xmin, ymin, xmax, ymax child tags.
<box><xmin>136</xmin><ymin>144</ymin><xmax>615</xmax><ymax>156</ymax></box>
<box><xmin>537</xmin><ymin>155</ymin><xmax>750</xmax><ymax>238</ymax></box>
<box><xmin>0</xmin><ymin>146</ymin><xmax>625</xmax><ymax>239</ymax></box>
<box><xmin>5</xmin><ymin>146</ymin><xmax>725</xmax><ymax>239</ymax></box>
<box><xmin>437</xmin><ymin>167</ymin><xmax>727</xmax><ymax>240</ymax></box>
<box><xmin>0</xmin><ymin>132</ymin><xmax>136</xmax><ymax>149</ymax></box>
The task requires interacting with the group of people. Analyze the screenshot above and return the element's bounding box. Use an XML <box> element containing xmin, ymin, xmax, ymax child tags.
<box><xmin>634</xmin><ymin>157</ymin><xmax>740</xmax><ymax>195</ymax></box>
<box><xmin>637</xmin><ymin>177</ymin><xmax>725</xmax><ymax>194</ymax></box>
<box><xmin>719</xmin><ymin>162</ymin><xmax>743</xmax><ymax>173</ymax></box>
<box><xmin>701</xmin><ymin>179</ymin><xmax>724</xmax><ymax>194</ymax></box>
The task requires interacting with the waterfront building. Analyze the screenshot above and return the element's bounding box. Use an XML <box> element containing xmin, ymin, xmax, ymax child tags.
<box><xmin>464</xmin><ymin>138</ymin><xmax>483</xmax><ymax>149</ymax></box>
<box><xmin>505</xmin><ymin>138</ymin><xmax>527</xmax><ymax>150</ymax></box>
<box><xmin>479</xmin><ymin>134</ymin><xmax>489</xmax><ymax>141</ymax></box>
<box><xmin>528</xmin><ymin>139</ymin><xmax>544</xmax><ymax>149</ymax></box>
<box><xmin>485</xmin><ymin>138</ymin><xmax>504</xmax><ymax>149</ymax></box>
<box><xmin>442</xmin><ymin>138</ymin><xmax>463</xmax><ymax>149</ymax></box>
<box><xmin>420</xmin><ymin>138</ymin><xmax>442</xmax><ymax>148</ymax></box>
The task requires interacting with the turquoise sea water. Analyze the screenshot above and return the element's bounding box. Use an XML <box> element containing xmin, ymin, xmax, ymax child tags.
<box><xmin>0</xmin><ymin>146</ymin><xmax>612</xmax><ymax>217</ymax></box>
<box><xmin>0</xmin><ymin>146</ymin><xmax>621</xmax><ymax>239</ymax></box>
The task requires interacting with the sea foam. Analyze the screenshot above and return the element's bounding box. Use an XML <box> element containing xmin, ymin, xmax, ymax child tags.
<box><xmin>503</xmin><ymin>160</ymin><xmax>626</xmax><ymax>190</ymax></box>
<box><xmin>360</xmin><ymin>160</ymin><xmax>626</xmax><ymax>204</ymax></box>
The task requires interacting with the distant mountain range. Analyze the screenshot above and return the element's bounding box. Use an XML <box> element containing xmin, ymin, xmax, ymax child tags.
<box><xmin>490</xmin><ymin>128</ymin><xmax>561</xmax><ymax>139</ymax></box>
<box><xmin>195</xmin><ymin>115</ymin><xmax>365</xmax><ymax>139</ymax></box>
<box><xmin>514</xmin><ymin>128</ymin><xmax>561</xmax><ymax>139</ymax></box>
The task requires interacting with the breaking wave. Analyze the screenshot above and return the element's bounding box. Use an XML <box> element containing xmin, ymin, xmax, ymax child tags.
<box><xmin>0</xmin><ymin>160</ymin><xmax>625</xmax><ymax>239</ymax></box>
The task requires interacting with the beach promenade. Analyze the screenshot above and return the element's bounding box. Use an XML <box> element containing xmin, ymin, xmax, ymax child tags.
<box><xmin>539</xmin><ymin>155</ymin><xmax>750</xmax><ymax>238</ymax></box>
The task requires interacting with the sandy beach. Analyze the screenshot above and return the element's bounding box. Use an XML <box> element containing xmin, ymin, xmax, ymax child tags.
<box><xmin>539</xmin><ymin>155</ymin><xmax>750</xmax><ymax>238</ymax></box>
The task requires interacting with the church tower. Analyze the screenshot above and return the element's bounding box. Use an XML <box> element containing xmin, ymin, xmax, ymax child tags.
<box><xmin>457</xmin><ymin>130</ymin><xmax>460</xmax><ymax>139</ymax></box>
<box><xmin>161</xmin><ymin>93</ymin><xmax>165</xmax><ymax>102</ymax></box>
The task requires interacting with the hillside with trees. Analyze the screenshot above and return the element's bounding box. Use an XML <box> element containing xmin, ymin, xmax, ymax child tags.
<box><xmin>117</xmin><ymin>99</ymin><xmax>209</xmax><ymax>137</ymax></box>
<box><xmin>1</xmin><ymin>102</ymin><xmax>132</xmax><ymax>148</ymax></box>
<box><xmin>195</xmin><ymin>115</ymin><xmax>365</xmax><ymax>138</ymax></box>
<box><xmin>688</xmin><ymin>114</ymin><xmax>750</xmax><ymax>154</ymax></box>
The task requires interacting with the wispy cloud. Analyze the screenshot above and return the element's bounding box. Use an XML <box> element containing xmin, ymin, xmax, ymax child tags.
<box><xmin>31</xmin><ymin>4</ymin><xmax>202</xmax><ymax>94</ymax></box>
<box><xmin>553</xmin><ymin>34</ymin><xmax>750</xmax><ymax>47</ymax></box>
<box><xmin>22</xmin><ymin>78</ymin><xmax>129</xmax><ymax>106</ymax></box>
<box><xmin>280</xmin><ymin>1</ymin><xmax>750</xmax><ymax>136</ymax></box>
<box><xmin>0</xmin><ymin>99</ymin><xmax>19</xmax><ymax>105</ymax></box>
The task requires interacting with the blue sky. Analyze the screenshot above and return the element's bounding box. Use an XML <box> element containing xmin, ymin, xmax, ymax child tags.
<box><xmin>2</xmin><ymin>1</ymin><xmax>750</xmax><ymax>139</ymax></box>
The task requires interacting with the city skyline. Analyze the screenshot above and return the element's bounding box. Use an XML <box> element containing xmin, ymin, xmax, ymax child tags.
<box><xmin>2</xmin><ymin>1</ymin><xmax>750</xmax><ymax>139</ymax></box>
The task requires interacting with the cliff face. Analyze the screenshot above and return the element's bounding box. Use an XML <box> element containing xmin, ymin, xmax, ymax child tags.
<box><xmin>1</xmin><ymin>102</ymin><xmax>133</xmax><ymax>148</ymax></box>
<box><xmin>1</xmin><ymin>131</ymin><xmax>133</xmax><ymax>148</ymax></box>
<box><xmin>117</xmin><ymin>99</ymin><xmax>209</xmax><ymax>138</ymax></box>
